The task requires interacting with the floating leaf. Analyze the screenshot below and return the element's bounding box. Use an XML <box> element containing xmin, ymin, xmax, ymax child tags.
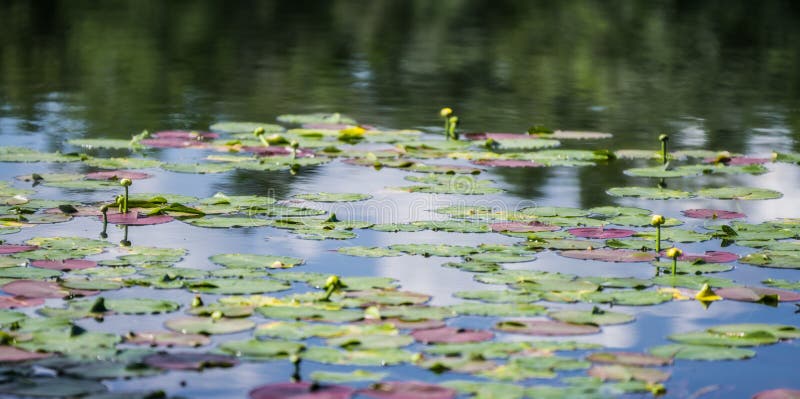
<box><xmin>0</xmin><ymin>377</ymin><xmax>108</xmax><ymax>397</ymax></box>
<box><xmin>302</xmin><ymin>347</ymin><xmax>415</xmax><ymax>366</ymax></box>
<box><xmin>359</xmin><ymin>381</ymin><xmax>456</xmax><ymax>399</ymax></box>
<box><xmin>218</xmin><ymin>339</ymin><xmax>304</xmax><ymax>360</ymax></box>
<box><xmin>587</xmin><ymin>351</ymin><xmax>671</xmax><ymax>367</ymax></box>
<box><xmin>568</xmin><ymin>227</ymin><xmax>636</xmax><ymax>239</ymax></box>
<box><xmin>752</xmin><ymin>389</ymin><xmax>800</xmax><ymax>399</ymax></box>
<box><xmin>607</xmin><ymin>187</ymin><xmax>692</xmax><ymax>199</ymax></box>
<box><xmin>582</xmin><ymin>290</ymin><xmax>673</xmax><ymax>306</ymax></box>
<box><xmin>548</xmin><ymin>308</ymin><xmax>634</xmax><ymax>325</ymax></box>
<box><xmin>715</xmin><ymin>287</ymin><xmax>800</xmax><ymax>303</ymax></box>
<box><xmin>249</xmin><ymin>381</ymin><xmax>354</xmax><ymax>399</ymax></box>
<box><xmin>294</xmin><ymin>192</ymin><xmax>372</xmax><ymax>202</ymax></box>
<box><xmin>187</xmin><ymin>279</ymin><xmax>290</xmax><ymax>295</ymax></box>
<box><xmin>698</xmin><ymin>187</ymin><xmax>782</xmax><ymax>200</ymax></box>
<box><xmin>210</xmin><ymin>253</ymin><xmax>303</xmax><ymax>269</ymax></box>
<box><xmin>411</xmin><ymin>327</ymin><xmax>494</xmax><ymax>344</ymax></box>
<box><xmin>125</xmin><ymin>331</ymin><xmax>210</xmax><ymax>347</ymax></box>
<box><xmin>311</xmin><ymin>370</ymin><xmax>389</xmax><ymax>383</ymax></box>
<box><xmin>682</xmin><ymin>209</ymin><xmax>746</xmax><ymax>219</ymax></box>
<box><xmin>494</xmin><ymin>320</ymin><xmax>600</xmax><ymax>336</ymax></box>
<box><xmin>587</xmin><ymin>365</ymin><xmax>670</xmax><ymax>383</ymax></box>
<box><xmin>560</xmin><ymin>248</ymin><xmax>655</xmax><ymax>263</ymax></box>
<box><xmin>451</xmin><ymin>303</ymin><xmax>548</xmax><ymax>317</ymax></box>
<box><xmin>210</xmin><ymin>121</ymin><xmax>285</xmax><ymax>133</ymax></box>
<box><xmin>143</xmin><ymin>352</ymin><xmax>237</xmax><ymax>371</ymax></box>
<box><xmin>185</xmin><ymin>216</ymin><xmax>272</xmax><ymax>228</ymax></box>
<box><xmin>648</xmin><ymin>343</ymin><xmax>755</xmax><ymax>361</ymax></box>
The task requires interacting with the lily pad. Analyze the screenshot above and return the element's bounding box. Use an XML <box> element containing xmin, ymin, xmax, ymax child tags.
<box><xmin>582</xmin><ymin>290</ymin><xmax>673</xmax><ymax>306</ymax></box>
<box><xmin>587</xmin><ymin>365</ymin><xmax>670</xmax><ymax>383</ymax></box>
<box><xmin>187</xmin><ymin>279</ymin><xmax>290</xmax><ymax>295</ymax></box>
<box><xmin>161</xmin><ymin>162</ymin><xmax>235</xmax><ymax>174</ymax></box>
<box><xmin>715</xmin><ymin>287</ymin><xmax>800</xmax><ymax>303</ymax></box>
<box><xmin>752</xmin><ymin>389</ymin><xmax>800</xmax><ymax>399</ymax></box>
<box><xmin>311</xmin><ymin>370</ymin><xmax>388</xmax><ymax>383</ymax></box>
<box><xmin>682</xmin><ymin>209</ymin><xmax>746</xmax><ymax>219</ymax></box>
<box><xmin>586</xmin><ymin>351</ymin><xmax>672</xmax><ymax>367</ymax></box>
<box><xmin>83</xmin><ymin>157</ymin><xmax>162</xmax><ymax>170</ymax></box>
<box><xmin>411</xmin><ymin>327</ymin><xmax>494</xmax><ymax>344</ymax></box>
<box><xmin>31</xmin><ymin>259</ymin><xmax>97</xmax><ymax>271</ymax></box>
<box><xmin>607</xmin><ymin>187</ymin><xmax>693</xmax><ymax>200</ymax></box>
<box><xmin>143</xmin><ymin>352</ymin><xmax>238</xmax><ymax>371</ymax></box>
<box><xmin>494</xmin><ymin>320</ymin><xmax>600</xmax><ymax>336</ymax></box>
<box><xmin>277</xmin><ymin>113</ymin><xmax>357</xmax><ymax>125</ymax></box>
<box><xmin>124</xmin><ymin>331</ymin><xmax>210</xmax><ymax>347</ymax></box>
<box><xmin>294</xmin><ymin>192</ymin><xmax>372</xmax><ymax>202</ymax></box>
<box><xmin>302</xmin><ymin>346</ymin><xmax>415</xmax><ymax>366</ymax></box>
<box><xmin>0</xmin><ymin>244</ymin><xmax>37</xmax><ymax>255</ymax></box>
<box><xmin>165</xmin><ymin>316</ymin><xmax>255</xmax><ymax>335</ymax></box>
<box><xmin>210</xmin><ymin>121</ymin><xmax>285</xmax><ymax>133</ymax></box>
<box><xmin>219</xmin><ymin>339</ymin><xmax>304</xmax><ymax>360</ymax></box>
<box><xmin>0</xmin><ymin>377</ymin><xmax>108</xmax><ymax>397</ymax></box>
<box><xmin>249</xmin><ymin>382</ymin><xmax>354</xmax><ymax>399</ymax></box>
<box><xmin>337</xmin><ymin>246</ymin><xmax>404</xmax><ymax>257</ymax></box>
<box><xmin>185</xmin><ymin>216</ymin><xmax>272</xmax><ymax>228</ymax></box>
<box><xmin>388</xmin><ymin>244</ymin><xmax>478</xmax><ymax>257</ymax></box>
<box><xmin>698</xmin><ymin>187</ymin><xmax>782</xmax><ymax>200</ymax></box>
<box><xmin>210</xmin><ymin>253</ymin><xmax>304</xmax><ymax>269</ymax></box>
<box><xmin>104</xmin><ymin>212</ymin><xmax>174</xmax><ymax>226</ymax></box>
<box><xmin>560</xmin><ymin>248</ymin><xmax>655</xmax><ymax>263</ymax></box>
<box><xmin>648</xmin><ymin>343</ymin><xmax>756</xmax><ymax>361</ymax></box>
<box><xmin>451</xmin><ymin>303</ymin><xmax>548</xmax><ymax>317</ymax></box>
<box><xmin>548</xmin><ymin>308</ymin><xmax>635</xmax><ymax>325</ymax></box>
<box><xmin>358</xmin><ymin>381</ymin><xmax>456</xmax><ymax>399</ymax></box>
<box><xmin>568</xmin><ymin>227</ymin><xmax>636</xmax><ymax>239</ymax></box>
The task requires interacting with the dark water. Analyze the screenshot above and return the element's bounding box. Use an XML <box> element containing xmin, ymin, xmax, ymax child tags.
<box><xmin>2</xmin><ymin>1</ymin><xmax>800</xmax><ymax>398</ymax></box>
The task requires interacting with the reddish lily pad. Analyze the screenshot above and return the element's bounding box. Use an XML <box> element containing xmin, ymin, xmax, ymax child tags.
<box><xmin>490</xmin><ymin>221</ymin><xmax>560</xmax><ymax>233</ymax></box>
<box><xmin>752</xmin><ymin>389</ymin><xmax>800</xmax><ymax>399</ymax></box>
<box><xmin>411</xmin><ymin>327</ymin><xmax>494</xmax><ymax>344</ymax></box>
<box><xmin>0</xmin><ymin>346</ymin><xmax>52</xmax><ymax>362</ymax></box>
<box><xmin>359</xmin><ymin>381</ymin><xmax>456</xmax><ymax>399</ymax></box>
<box><xmin>0</xmin><ymin>296</ymin><xmax>44</xmax><ymax>309</ymax></box>
<box><xmin>143</xmin><ymin>352</ymin><xmax>238</xmax><ymax>371</ymax></box>
<box><xmin>249</xmin><ymin>382</ymin><xmax>355</xmax><ymax>399</ymax></box>
<box><xmin>568</xmin><ymin>227</ymin><xmax>636</xmax><ymax>239</ymax></box>
<box><xmin>670</xmin><ymin>251</ymin><xmax>738</xmax><ymax>263</ymax></box>
<box><xmin>0</xmin><ymin>245</ymin><xmax>37</xmax><ymax>255</ymax></box>
<box><xmin>142</xmin><ymin>138</ymin><xmax>211</xmax><ymax>149</ymax></box>
<box><xmin>125</xmin><ymin>331</ymin><xmax>211</xmax><ymax>347</ymax></box>
<box><xmin>31</xmin><ymin>259</ymin><xmax>97</xmax><ymax>271</ymax></box>
<box><xmin>586</xmin><ymin>351</ymin><xmax>672</xmax><ymax>367</ymax></box>
<box><xmin>471</xmin><ymin>159</ymin><xmax>544</xmax><ymax>168</ymax></box>
<box><xmin>681</xmin><ymin>209</ymin><xmax>746</xmax><ymax>219</ymax></box>
<box><xmin>560</xmin><ymin>248</ymin><xmax>655</xmax><ymax>263</ymax></box>
<box><xmin>366</xmin><ymin>318</ymin><xmax>447</xmax><ymax>330</ymax></box>
<box><xmin>494</xmin><ymin>320</ymin><xmax>600</xmax><ymax>336</ymax></box>
<box><xmin>3</xmin><ymin>280</ymin><xmax>97</xmax><ymax>298</ymax></box>
<box><xmin>703</xmin><ymin>156</ymin><xmax>771</xmax><ymax>165</ymax></box>
<box><xmin>716</xmin><ymin>287</ymin><xmax>800</xmax><ymax>302</ymax></box>
<box><xmin>85</xmin><ymin>170</ymin><xmax>152</xmax><ymax>180</ymax></box>
<box><xmin>102</xmin><ymin>211</ymin><xmax>174</xmax><ymax>225</ymax></box>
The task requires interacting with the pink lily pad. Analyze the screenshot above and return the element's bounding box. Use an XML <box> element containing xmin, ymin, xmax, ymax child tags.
<box><xmin>0</xmin><ymin>296</ymin><xmax>45</xmax><ymax>309</ymax></box>
<box><xmin>0</xmin><ymin>245</ymin><xmax>38</xmax><ymax>255</ymax></box>
<box><xmin>490</xmin><ymin>221</ymin><xmax>560</xmax><ymax>233</ymax></box>
<box><xmin>143</xmin><ymin>352</ymin><xmax>238</xmax><ymax>371</ymax></box>
<box><xmin>716</xmin><ymin>287</ymin><xmax>800</xmax><ymax>302</ymax></box>
<box><xmin>411</xmin><ymin>327</ymin><xmax>494</xmax><ymax>344</ymax></box>
<box><xmin>471</xmin><ymin>159</ymin><xmax>544</xmax><ymax>168</ymax></box>
<box><xmin>752</xmin><ymin>389</ymin><xmax>800</xmax><ymax>399</ymax></box>
<box><xmin>102</xmin><ymin>211</ymin><xmax>174</xmax><ymax>226</ymax></box>
<box><xmin>703</xmin><ymin>156</ymin><xmax>771</xmax><ymax>165</ymax></box>
<box><xmin>495</xmin><ymin>320</ymin><xmax>601</xmax><ymax>336</ymax></box>
<box><xmin>361</xmin><ymin>318</ymin><xmax>446</xmax><ymax>330</ymax></box>
<box><xmin>586</xmin><ymin>351</ymin><xmax>672</xmax><ymax>367</ymax></box>
<box><xmin>560</xmin><ymin>248</ymin><xmax>656</xmax><ymax>263</ymax></box>
<box><xmin>250</xmin><ymin>382</ymin><xmax>355</xmax><ymax>399</ymax></box>
<box><xmin>681</xmin><ymin>209</ymin><xmax>746</xmax><ymax>219</ymax></box>
<box><xmin>568</xmin><ymin>227</ymin><xmax>636</xmax><ymax>239</ymax></box>
<box><xmin>85</xmin><ymin>170</ymin><xmax>152</xmax><ymax>181</ymax></box>
<box><xmin>31</xmin><ymin>259</ymin><xmax>97</xmax><ymax>271</ymax></box>
<box><xmin>666</xmin><ymin>251</ymin><xmax>738</xmax><ymax>263</ymax></box>
<box><xmin>2</xmin><ymin>280</ymin><xmax>98</xmax><ymax>299</ymax></box>
<box><xmin>359</xmin><ymin>381</ymin><xmax>456</xmax><ymax>399</ymax></box>
<box><xmin>0</xmin><ymin>346</ymin><xmax>52</xmax><ymax>362</ymax></box>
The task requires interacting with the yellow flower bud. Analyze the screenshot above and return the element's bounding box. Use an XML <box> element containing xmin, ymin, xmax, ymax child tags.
<box><xmin>119</xmin><ymin>178</ymin><xmax>132</xmax><ymax>187</ymax></box>
<box><xmin>665</xmin><ymin>247</ymin><xmax>683</xmax><ymax>259</ymax></box>
<box><xmin>324</xmin><ymin>275</ymin><xmax>340</xmax><ymax>288</ymax></box>
<box><xmin>651</xmin><ymin>214</ymin><xmax>666</xmax><ymax>226</ymax></box>
<box><xmin>253</xmin><ymin>126</ymin><xmax>266</xmax><ymax>137</ymax></box>
<box><xmin>440</xmin><ymin>107</ymin><xmax>453</xmax><ymax>118</ymax></box>
<box><xmin>659</xmin><ymin>134</ymin><xmax>669</xmax><ymax>142</ymax></box>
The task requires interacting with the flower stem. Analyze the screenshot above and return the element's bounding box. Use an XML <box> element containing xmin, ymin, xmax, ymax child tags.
<box><xmin>655</xmin><ymin>225</ymin><xmax>661</xmax><ymax>252</ymax></box>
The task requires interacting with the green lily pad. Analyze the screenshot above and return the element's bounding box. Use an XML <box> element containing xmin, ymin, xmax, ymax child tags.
<box><xmin>337</xmin><ymin>246</ymin><xmax>404</xmax><ymax>257</ymax></box>
<box><xmin>648</xmin><ymin>344</ymin><xmax>756</xmax><ymax>361</ymax></box>
<box><xmin>698</xmin><ymin>187</ymin><xmax>783</xmax><ymax>200</ymax></box>
<box><xmin>310</xmin><ymin>370</ymin><xmax>388</xmax><ymax>383</ymax></box>
<box><xmin>762</xmin><ymin>279</ymin><xmax>800</xmax><ymax>291</ymax></box>
<box><xmin>453</xmin><ymin>290</ymin><xmax>541</xmax><ymax>303</ymax></box>
<box><xmin>165</xmin><ymin>316</ymin><xmax>255</xmax><ymax>335</ymax></box>
<box><xmin>218</xmin><ymin>339</ymin><xmax>304</xmax><ymax>360</ymax></box>
<box><xmin>0</xmin><ymin>148</ymin><xmax>83</xmax><ymax>163</ymax></box>
<box><xmin>495</xmin><ymin>320</ymin><xmax>601</xmax><ymax>336</ymax></box>
<box><xmin>210</xmin><ymin>253</ymin><xmax>304</xmax><ymax>269</ymax></box>
<box><xmin>124</xmin><ymin>331</ymin><xmax>211</xmax><ymax>347</ymax></box>
<box><xmin>560</xmin><ymin>248</ymin><xmax>655</xmax><ymax>263</ymax></box>
<box><xmin>68</xmin><ymin>138</ymin><xmax>136</xmax><ymax>149</ymax></box>
<box><xmin>740</xmin><ymin>251</ymin><xmax>800</xmax><ymax>269</ymax></box>
<box><xmin>0</xmin><ymin>377</ymin><xmax>108</xmax><ymax>397</ymax></box>
<box><xmin>0</xmin><ymin>266</ymin><xmax>62</xmax><ymax>279</ymax></box>
<box><xmin>327</xmin><ymin>334</ymin><xmax>414</xmax><ymax>350</ymax></box>
<box><xmin>210</xmin><ymin>121</ymin><xmax>285</xmax><ymax>133</ymax></box>
<box><xmin>187</xmin><ymin>278</ymin><xmax>290</xmax><ymax>294</ymax></box>
<box><xmin>388</xmin><ymin>244</ymin><xmax>478</xmax><ymax>257</ymax></box>
<box><xmin>650</xmin><ymin>275</ymin><xmax>736</xmax><ymax>289</ymax></box>
<box><xmin>608</xmin><ymin>215</ymin><xmax>681</xmax><ymax>227</ymax></box>
<box><xmin>40</xmin><ymin>298</ymin><xmax>180</xmax><ymax>318</ymax></box>
<box><xmin>587</xmin><ymin>364</ymin><xmax>670</xmax><ymax>383</ymax></box>
<box><xmin>61</xmin><ymin>278</ymin><xmax>123</xmax><ymax>291</ymax></box>
<box><xmin>294</xmin><ymin>192</ymin><xmax>372</xmax><ymax>202</ymax></box>
<box><xmin>451</xmin><ymin>303</ymin><xmax>547</xmax><ymax>317</ymax></box>
<box><xmin>548</xmin><ymin>307</ymin><xmax>635</xmax><ymax>325</ymax></box>
<box><xmin>301</xmin><ymin>346</ymin><xmax>415</xmax><ymax>366</ymax></box>
<box><xmin>522</xmin><ymin>238</ymin><xmax>602</xmax><ymax>250</ymax></box>
<box><xmin>582</xmin><ymin>290</ymin><xmax>673</xmax><ymax>306</ymax></box>
<box><xmin>161</xmin><ymin>162</ymin><xmax>235</xmax><ymax>174</ymax></box>
<box><xmin>83</xmin><ymin>157</ymin><xmax>162</xmax><ymax>170</ymax></box>
<box><xmin>370</xmin><ymin>223</ymin><xmax>426</xmax><ymax>232</ymax></box>
<box><xmin>651</xmin><ymin>260</ymin><xmax>733</xmax><ymax>274</ymax></box>
<box><xmin>442</xmin><ymin>260</ymin><xmax>502</xmax><ymax>273</ymax></box>
<box><xmin>16</xmin><ymin>330</ymin><xmax>121</xmax><ymax>358</ymax></box>
<box><xmin>256</xmin><ymin>305</ymin><xmax>364</xmax><ymax>323</ymax></box>
<box><xmin>634</xmin><ymin>229</ymin><xmax>712</xmax><ymax>243</ymax></box>
<box><xmin>707</xmin><ymin>324</ymin><xmax>800</xmax><ymax>339</ymax></box>
<box><xmin>668</xmin><ymin>328</ymin><xmax>780</xmax><ymax>347</ymax></box>
<box><xmin>607</xmin><ymin>187</ymin><xmax>693</xmax><ymax>199</ymax></box>
<box><xmin>277</xmin><ymin>113</ymin><xmax>357</xmax><ymax>125</ymax></box>
<box><xmin>589</xmin><ymin>206</ymin><xmax>651</xmax><ymax>217</ymax></box>
<box><xmin>184</xmin><ymin>216</ymin><xmax>273</xmax><ymax>228</ymax></box>
<box><xmin>442</xmin><ymin>380</ymin><xmax>525</xmax><ymax>399</ymax></box>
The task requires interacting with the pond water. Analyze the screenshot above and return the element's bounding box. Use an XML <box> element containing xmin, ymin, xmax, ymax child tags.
<box><xmin>1</xmin><ymin>1</ymin><xmax>800</xmax><ymax>398</ymax></box>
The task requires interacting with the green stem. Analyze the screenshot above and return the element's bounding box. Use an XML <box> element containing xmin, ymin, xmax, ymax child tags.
<box><xmin>258</xmin><ymin>135</ymin><xmax>270</xmax><ymax>147</ymax></box>
<box><xmin>661</xmin><ymin>140</ymin><xmax>667</xmax><ymax>165</ymax></box>
<box><xmin>123</xmin><ymin>186</ymin><xmax>129</xmax><ymax>213</ymax></box>
<box><xmin>672</xmin><ymin>257</ymin><xmax>677</xmax><ymax>276</ymax></box>
<box><xmin>655</xmin><ymin>225</ymin><xmax>661</xmax><ymax>253</ymax></box>
<box><xmin>444</xmin><ymin>119</ymin><xmax>451</xmax><ymax>140</ymax></box>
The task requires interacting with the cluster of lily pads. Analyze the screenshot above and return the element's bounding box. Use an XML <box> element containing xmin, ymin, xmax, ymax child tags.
<box><xmin>0</xmin><ymin>111</ymin><xmax>798</xmax><ymax>398</ymax></box>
